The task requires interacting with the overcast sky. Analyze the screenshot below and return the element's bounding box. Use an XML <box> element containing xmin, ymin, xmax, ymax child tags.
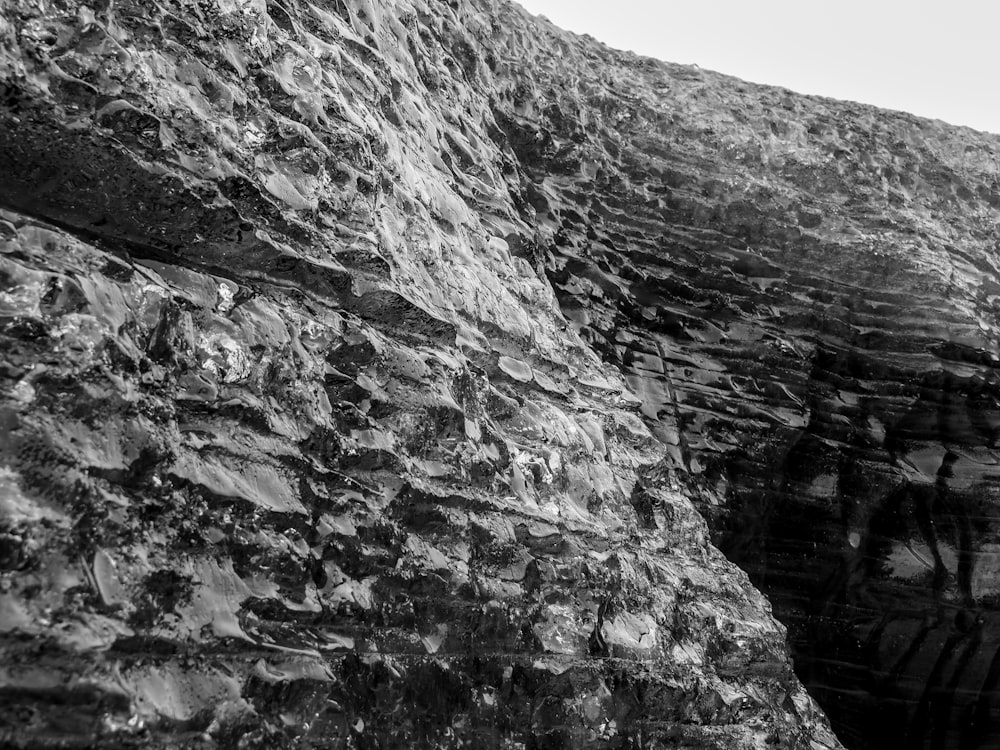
<box><xmin>514</xmin><ymin>0</ymin><xmax>1000</xmax><ymax>135</ymax></box>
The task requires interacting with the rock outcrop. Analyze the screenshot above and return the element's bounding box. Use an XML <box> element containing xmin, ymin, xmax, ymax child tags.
<box><xmin>0</xmin><ymin>0</ymin><xmax>841</xmax><ymax>747</ymax></box>
<box><xmin>494</xmin><ymin>14</ymin><xmax>1000</xmax><ymax>750</ymax></box>
<box><xmin>0</xmin><ymin>0</ymin><xmax>996</xmax><ymax>749</ymax></box>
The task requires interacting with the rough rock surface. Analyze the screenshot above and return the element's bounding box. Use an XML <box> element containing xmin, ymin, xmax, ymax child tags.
<box><xmin>0</xmin><ymin>0</ymin><xmax>995</xmax><ymax>749</ymax></box>
<box><xmin>0</xmin><ymin>0</ymin><xmax>842</xmax><ymax>748</ymax></box>
<box><xmin>499</xmin><ymin>16</ymin><xmax>1000</xmax><ymax>750</ymax></box>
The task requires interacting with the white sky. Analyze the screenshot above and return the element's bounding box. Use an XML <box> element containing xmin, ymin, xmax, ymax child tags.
<box><xmin>514</xmin><ymin>0</ymin><xmax>1000</xmax><ymax>135</ymax></box>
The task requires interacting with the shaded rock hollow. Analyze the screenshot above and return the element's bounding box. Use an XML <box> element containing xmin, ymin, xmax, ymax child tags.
<box><xmin>0</xmin><ymin>0</ymin><xmax>996</xmax><ymax>749</ymax></box>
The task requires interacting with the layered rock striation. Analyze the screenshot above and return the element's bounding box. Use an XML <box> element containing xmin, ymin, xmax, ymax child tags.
<box><xmin>0</xmin><ymin>0</ymin><xmax>839</xmax><ymax>748</ymax></box>
<box><xmin>490</xmin><ymin>13</ymin><xmax>1000</xmax><ymax>750</ymax></box>
<box><xmin>1</xmin><ymin>0</ymin><xmax>999</xmax><ymax>748</ymax></box>
<box><xmin>489</xmin><ymin>9</ymin><xmax>1000</xmax><ymax>750</ymax></box>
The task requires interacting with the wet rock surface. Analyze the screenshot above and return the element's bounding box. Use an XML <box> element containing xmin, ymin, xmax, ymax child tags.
<box><xmin>1</xmin><ymin>0</ymin><xmax>996</xmax><ymax>749</ymax></box>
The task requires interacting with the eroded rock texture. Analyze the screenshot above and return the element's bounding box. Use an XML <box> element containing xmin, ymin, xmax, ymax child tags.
<box><xmin>494</xmin><ymin>12</ymin><xmax>1000</xmax><ymax>750</ymax></box>
<box><xmin>0</xmin><ymin>0</ymin><xmax>840</xmax><ymax>748</ymax></box>
<box><xmin>0</xmin><ymin>0</ymin><xmax>994</xmax><ymax>749</ymax></box>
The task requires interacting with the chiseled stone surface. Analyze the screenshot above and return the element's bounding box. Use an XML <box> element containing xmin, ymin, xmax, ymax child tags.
<box><xmin>0</xmin><ymin>0</ymin><xmax>841</xmax><ymax>748</ymax></box>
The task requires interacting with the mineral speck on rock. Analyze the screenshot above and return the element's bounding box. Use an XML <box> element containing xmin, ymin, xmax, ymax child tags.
<box><xmin>3</xmin><ymin>0</ymin><xmax>995</xmax><ymax>749</ymax></box>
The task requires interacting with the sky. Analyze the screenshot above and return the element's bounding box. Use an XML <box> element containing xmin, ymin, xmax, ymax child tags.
<box><xmin>514</xmin><ymin>0</ymin><xmax>1000</xmax><ymax>135</ymax></box>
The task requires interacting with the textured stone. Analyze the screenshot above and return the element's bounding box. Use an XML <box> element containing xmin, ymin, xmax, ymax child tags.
<box><xmin>7</xmin><ymin>0</ymin><xmax>1000</xmax><ymax>748</ymax></box>
<box><xmin>0</xmin><ymin>0</ymin><xmax>839</xmax><ymax>748</ymax></box>
<box><xmin>493</xmin><ymin>13</ymin><xmax>1000</xmax><ymax>750</ymax></box>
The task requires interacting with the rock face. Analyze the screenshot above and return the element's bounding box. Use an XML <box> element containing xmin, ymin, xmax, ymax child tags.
<box><xmin>493</xmin><ymin>13</ymin><xmax>1000</xmax><ymax>750</ymax></box>
<box><xmin>0</xmin><ymin>0</ymin><xmax>841</xmax><ymax>747</ymax></box>
<box><xmin>494</xmin><ymin>18</ymin><xmax>1000</xmax><ymax>750</ymax></box>
<box><xmin>0</xmin><ymin>0</ymin><xmax>995</xmax><ymax>749</ymax></box>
